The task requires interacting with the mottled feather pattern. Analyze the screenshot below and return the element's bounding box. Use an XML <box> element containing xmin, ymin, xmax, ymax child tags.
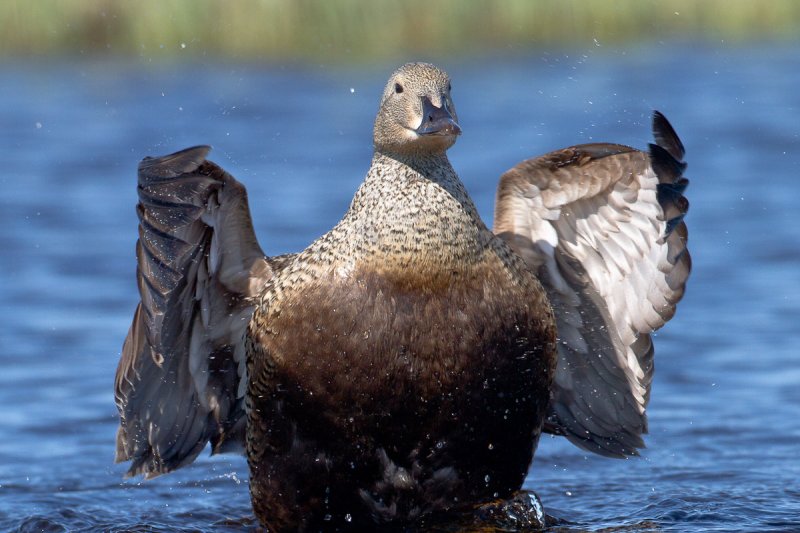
<box><xmin>241</xmin><ymin>147</ymin><xmax>557</xmax><ymax>529</ymax></box>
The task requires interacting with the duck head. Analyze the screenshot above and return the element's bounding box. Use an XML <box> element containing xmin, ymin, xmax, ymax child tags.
<box><xmin>373</xmin><ymin>62</ymin><xmax>461</xmax><ymax>156</ymax></box>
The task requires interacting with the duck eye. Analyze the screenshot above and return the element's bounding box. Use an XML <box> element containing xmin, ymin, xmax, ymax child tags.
<box><xmin>447</xmin><ymin>82</ymin><xmax>452</xmax><ymax>92</ymax></box>
<box><xmin>394</xmin><ymin>83</ymin><xmax>404</xmax><ymax>94</ymax></box>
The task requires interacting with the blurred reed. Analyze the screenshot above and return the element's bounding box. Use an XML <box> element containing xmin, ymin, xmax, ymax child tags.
<box><xmin>2</xmin><ymin>0</ymin><xmax>798</xmax><ymax>62</ymax></box>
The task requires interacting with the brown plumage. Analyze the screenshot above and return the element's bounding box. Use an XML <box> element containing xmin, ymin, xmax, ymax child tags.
<box><xmin>114</xmin><ymin>62</ymin><xmax>690</xmax><ymax>530</ymax></box>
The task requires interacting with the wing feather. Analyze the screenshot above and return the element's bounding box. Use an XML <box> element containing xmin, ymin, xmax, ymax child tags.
<box><xmin>114</xmin><ymin>146</ymin><xmax>273</xmax><ymax>478</ymax></box>
<box><xmin>494</xmin><ymin>112</ymin><xmax>690</xmax><ymax>457</ymax></box>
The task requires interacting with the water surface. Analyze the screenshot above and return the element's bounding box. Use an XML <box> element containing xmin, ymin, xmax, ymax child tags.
<box><xmin>1</xmin><ymin>44</ymin><xmax>799</xmax><ymax>531</ymax></box>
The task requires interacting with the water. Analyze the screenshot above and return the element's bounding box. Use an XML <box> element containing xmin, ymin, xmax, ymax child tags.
<box><xmin>1</xmin><ymin>44</ymin><xmax>799</xmax><ymax>531</ymax></box>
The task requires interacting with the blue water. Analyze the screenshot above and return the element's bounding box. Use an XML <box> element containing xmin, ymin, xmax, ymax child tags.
<box><xmin>1</xmin><ymin>44</ymin><xmax>799</xmax><ymax>531</ymax></box>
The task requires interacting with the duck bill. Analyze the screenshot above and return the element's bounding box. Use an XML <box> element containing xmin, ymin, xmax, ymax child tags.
<box><xmin>415</xmin><ymin>96</ymin><xmax>461</xmax><ymax>136</ymax></box>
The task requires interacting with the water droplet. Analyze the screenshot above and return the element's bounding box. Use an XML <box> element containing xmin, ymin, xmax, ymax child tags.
<box><xmin>349</xmin><ymin>88</ymin><xmax>355</xmax><ymax>94</ymax></box>
<box><xmin>488</xmin><ymin>443</ymin><xmax>494</xmax><ymax>450</ymax></box>
<box><xmin>345</xmin><ymin>513</ymin><xmax>352</xmax><ymax>522</ymax></box>
<box><xmin>35</xmin><ymin>122</ymin><xmax>42</xmax><ymax>129</ymax></box>
<box><xmin>484</xmin><ymin>474</ymin><xmax>490</xmax><ymax>483</ymax></box>
<box><xmin>323</xmin><ymin>513</ymin><xmax>332</xmax><ymax>521</ymax></box>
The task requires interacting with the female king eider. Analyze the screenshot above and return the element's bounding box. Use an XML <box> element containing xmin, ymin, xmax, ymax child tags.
<box><xmin>114</xmin><ymin>62</ymin><xmax>691</xmax><ymax>531</ymax></box>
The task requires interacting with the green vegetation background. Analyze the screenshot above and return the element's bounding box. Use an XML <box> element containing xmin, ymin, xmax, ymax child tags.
<box><xmin>3</xmin><ymin>0</ymin><xmax>799</xmax><ymax>62</ymax></box>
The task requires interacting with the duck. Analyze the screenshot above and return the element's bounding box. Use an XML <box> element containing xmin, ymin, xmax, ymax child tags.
<box><xmin>114</xmin><ymin>62</ymin><xmax>691</xmax><ymax>531</ymax></box>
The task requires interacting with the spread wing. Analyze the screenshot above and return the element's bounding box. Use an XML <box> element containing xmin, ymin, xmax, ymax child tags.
<box><xmin>493</xmin><ymin>112</ymin><xmax>690</xmax><ymax>457</ymax></box>
<box><xmin>114</xmin><ymin>146</ymin><xmax>273</xmax><ymax>478</ymax></box>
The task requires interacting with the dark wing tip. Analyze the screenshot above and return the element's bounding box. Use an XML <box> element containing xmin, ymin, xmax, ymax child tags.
<box><xmin>649</xmin><ymin>112</ymin><xmax>690</xmax><ymax>241</ymax></box>
<box><xmin>652</xmin><ymin>111</ymin><xmax>685</xmax><ymax>161</ymax></box>
<box><xmin>139</xmin><ymin>145</ymin><xmax>213</xmax><ymax>177</ymax></box>
<box><xmin>649</xmin><ymin>143</ymin><xmax>687</xmax><ymax>184</ymax></box>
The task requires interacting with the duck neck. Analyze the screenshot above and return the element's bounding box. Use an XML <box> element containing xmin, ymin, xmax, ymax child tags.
<box><xmin>371</xmin><ymin>149</ymin><xmax>452</xmax><ymax>181</ymax></box>
<box><xmin>332</xmin><ymin>150</ymin><xmax>490</xmax><ymax>271</ymax></box>
<box><xmin>362</xmin><ymin>150</ymin><xmax>479</xmax><ymax>217</ymax></box>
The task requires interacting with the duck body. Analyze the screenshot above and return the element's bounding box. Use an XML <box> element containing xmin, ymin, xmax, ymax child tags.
<box><xmin>246</xmin><ymin>152</ymin><xmax>556</xmax><ymax>529</ymax></box>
